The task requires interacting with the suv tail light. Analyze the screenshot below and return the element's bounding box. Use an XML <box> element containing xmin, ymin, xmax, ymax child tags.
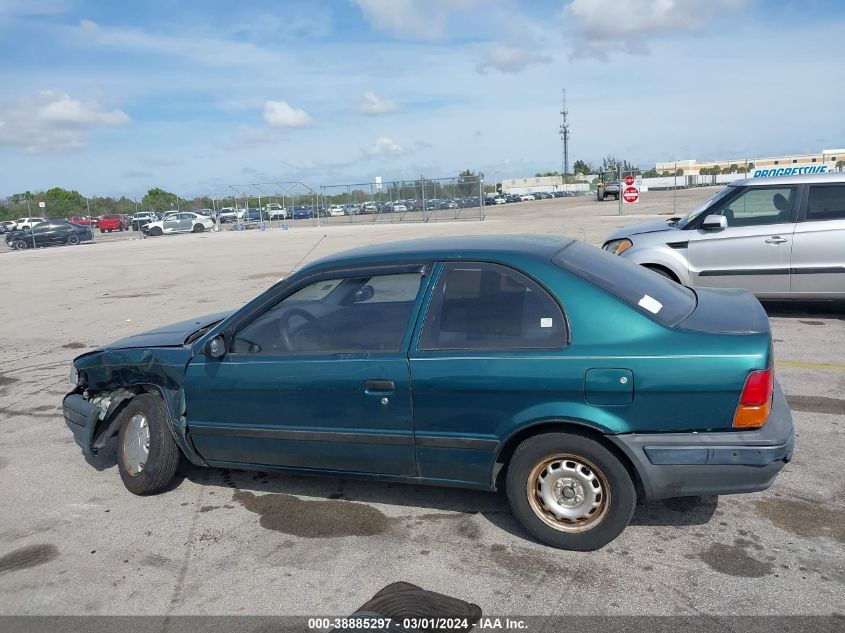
<box><xmin>734</xmin><ymin>367</ymin><xmax>774</xmax><ymax>429</ymax></box>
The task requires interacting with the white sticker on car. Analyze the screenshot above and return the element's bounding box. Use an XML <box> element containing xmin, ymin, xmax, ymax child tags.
<box><xmin>540</xmin><ymin>318</ymin><xmax>553</xmax><ymax>328</ymax></box>
<box><xmin>638</xmin><ymin>294</ymin><xmax>663</xmax><ymax>314</ymax></box>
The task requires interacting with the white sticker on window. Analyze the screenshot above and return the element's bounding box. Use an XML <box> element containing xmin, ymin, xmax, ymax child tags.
<box><xmin>540</xmin><ymin>318</ymin><xmax>553</xmax><ymax>328</ymax></box>
<box><xmin>638</xmin><ymin>294</ymin><xmax>663</xmax><ymax>314</ymax></box>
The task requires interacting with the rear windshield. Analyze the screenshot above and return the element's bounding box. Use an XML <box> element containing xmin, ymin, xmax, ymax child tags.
<box><xmin>553</xmin><ymin>242</ymin><xmax>696</xmax><ymax>326</ymax></box>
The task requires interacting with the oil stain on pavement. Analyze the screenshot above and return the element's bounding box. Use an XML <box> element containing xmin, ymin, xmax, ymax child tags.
<box><xmin>786</xmin><ymin>395</ymin><xmax>845</xmax><ymax>416</ymax></box>
<box><xmin>754</xmin><ymin>498</ymin><xmax>845</xmax><ymax>543</ymax></box>
<box><xmin>0</xmin><ymin>544</ymin><xmax>59</xmax><ymax>574</ymax></box>
<box><xmin>697</xmin><ymin>540</ymin><xmax>773</xmax><ymax>578</ymax></box>
<box><xmin>233</xmin><ymin>490</ymin><xmax>388</xmax><ymax>537</ymax></box>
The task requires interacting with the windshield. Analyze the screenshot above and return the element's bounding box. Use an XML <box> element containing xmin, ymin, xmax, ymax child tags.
<box><xmin>553</xmin><ymin>242</ymin><xmax>697</xmax><ymax>327</ymax></box>
<box><xmin>676</xmin><ymin>185</ymin><xmax>735</xmax><ymax>228</ymax></box>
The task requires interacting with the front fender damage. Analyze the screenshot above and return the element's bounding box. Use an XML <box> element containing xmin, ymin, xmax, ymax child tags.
<box><xmin>67</xmin><ymin>346</ymin><xmax>206</xmax><ymax>466</ymax></box>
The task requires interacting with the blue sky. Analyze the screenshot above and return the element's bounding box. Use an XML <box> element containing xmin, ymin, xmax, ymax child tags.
<box><xmin>1</xmin><ymin>0</ymin><xmax>844</xmax><ymax>198</ymax></box>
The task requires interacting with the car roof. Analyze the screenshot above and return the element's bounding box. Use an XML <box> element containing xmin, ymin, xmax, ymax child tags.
<box><xmin>303</xmin><ymin>235</ymin><xmax>575</xmax><ymax>272</ymax></box>
<box><xmin>729</xmin><ymin>171</ymin><xmax>845</xmax><ymax>187</ymax></box>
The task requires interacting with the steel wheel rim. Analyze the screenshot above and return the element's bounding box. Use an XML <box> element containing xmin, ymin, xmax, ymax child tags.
<box><xmin>122</xmin><ymin>413</ymin><xmax>150</xmax><ymax>476</ymax></box>
<box><xmin>526</xmin><ymin>454</ymin><xmax>610</xmax><ymax>533</ymax></box>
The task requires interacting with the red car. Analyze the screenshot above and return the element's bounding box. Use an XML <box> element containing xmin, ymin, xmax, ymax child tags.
<box><xmin>68</xmin><ymin>216</ymin><xmax>97</xmax><ymax>227</ymax></box>
<box><xmin>98</xmin><ymin>214</ymin><xmax>129</xmax><ymax>232</ymax></box>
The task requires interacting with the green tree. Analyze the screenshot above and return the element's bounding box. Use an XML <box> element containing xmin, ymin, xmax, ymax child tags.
<box><xmin>728</xmin><ymin>163</ymin><xmax>739</xmax><ymax>173</ymax></box>
<box><xmin>573</xmin><ymin>159</ymin><xmax>593</xmax><ymax>175</ymax></box>
<box><xmin>747</xmin><ymin>163</ymin><xmax>755</xmax><ymax>170</ymax></box>
<box><xmin>836</xmin><ymin>160</ymin><xmax>844</xmax><ymax>171</ymax></box>
<box><xmin>456</xmin><ymin>169</ymin><xmax>481</xmax><ymax>197</ymax></box>
<box><xmin>142</xmin><ymin>187</ymin><xmax>182</xmax><ymax>212</ymax></box>
<box><xmin>44</xmin><ymin>187</ymin><xmax>86</xmax><ymax>217</ymax></box>
<box><xmin>675</xmin><ymin>168</ymin><xmax>684</xmax><ymax>176</ymax></box>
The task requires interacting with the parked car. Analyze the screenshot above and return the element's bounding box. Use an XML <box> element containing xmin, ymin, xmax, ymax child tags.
<box><xmin>15</xmin><ymin>217</ymin><xmax>47</xmax><ymax>231</ymax></box>
<box><xmin>327</xmin><ymin>204</ymin><xmax>345</xmax><ymax>217</ymax></box>
<box><xmin>392</xmin><ymin>203</ymin><xmax>408</xmax><ymax>212</ymax></box>
<box><xmin>6</xmin><ymin>220</ymin><xmax>93</xmax><ymax>249</ymax></box>
<box><xmin>603</xmin><ymin>171</ymin><xmax>845</xmax><ymax>299</ymax></box>
<box><xmin>291</xmin><ymin>206</ymin><xmax>312</xmax><ymax>220</ymax></box>
<box><xmin>264</xmin><ymin>204</ymin><xmax>287</xmax><ymax>220</ymax></box>
<box><xmin>68</xmin><ymin>216</ymin><xmax>96</xmax><ymax>226</ymax></box>
<box><xmin>238</xmin><ymin>209</ymin><xmax>265</xmax><ymax>224</ymax></box>
<box><xmin>98</xmin><ymin>214</ymin><xmax>129</xmax><ymax>232</ymax></box>
<box><xmin>218</xmin><ymin>208</ymin><xmax>239</xmax><ymax>223</ymax></box>
<box><xmin>519</xmin><ymin>194</ymin><xmax>535</xmax><ymax>201</ymax></box>
<box><xmin>63</xmin><ymin>234</ymin><xmax>792</xmax><ymax>551</ymax></box>
<box><xmin>141</xmin><ymin>212</ymin><xmax>214</xmax><ymax>236</ymax></box>
<box><xmin>1</xmin><ymin>220</ymin><xmax>17</xmax><ymax>231</ymax></box>
<box><xmin>131</xmin><ymin>212</ymin><xmax>159</xmax><ymax>231</ymax></box>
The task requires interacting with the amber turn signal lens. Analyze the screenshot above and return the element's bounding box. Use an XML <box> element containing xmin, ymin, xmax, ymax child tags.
<box><xmin>734</xmin><ymin>368</ymin><xmax>774</xmax><ymax>429</ymax></box>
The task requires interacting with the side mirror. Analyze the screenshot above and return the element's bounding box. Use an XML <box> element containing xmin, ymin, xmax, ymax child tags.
<box><xmin>701</xmin><ymin>214</ymin><xmax>728</xmax><ymax>230</ymax></box>
<box><xmin>353</xmin><ymin>285</ymin><xmax>375</xmax><ymax>302</ymax></box>
<box><xmin>204</xmin><ymin>334</ymin><xmax>226</xmax><ymax>359</ymax></box>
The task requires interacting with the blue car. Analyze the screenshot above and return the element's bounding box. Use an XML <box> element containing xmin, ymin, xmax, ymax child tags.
<box><xmin>291</xmin><ymin>206</ymin><xmax>312</xmax><ymax>219</ymax></box>
<box><xmin>63</xmin><ymin>235</ymin><xmax>792</xmax><ymax>550</ymax></box>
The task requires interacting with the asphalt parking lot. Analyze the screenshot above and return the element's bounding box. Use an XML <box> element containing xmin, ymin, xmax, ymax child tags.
<box><xmin>0</xmin><ymin>188</ymin><xmax>842</xmax><ymax>619</ymax></box>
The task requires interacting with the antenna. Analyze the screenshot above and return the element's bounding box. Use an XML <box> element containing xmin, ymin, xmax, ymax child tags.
<box><xmin>559</xmin><ymin>89</ymin><xmax>570</xmax><ymax>177</ymax></box>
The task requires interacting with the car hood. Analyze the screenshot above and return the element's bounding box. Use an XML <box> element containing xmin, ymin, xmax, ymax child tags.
<box><xmin>605</xmin><ymin>219</ymin><xmax>679</xmax><ymax>241</ymax></box>
<box><xmin>104</xmin><ymin>311</ymin><xmax>232</xmax><ymax>350</ymax></box>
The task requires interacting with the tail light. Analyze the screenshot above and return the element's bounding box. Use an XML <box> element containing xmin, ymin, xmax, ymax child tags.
<box><xmin>734</xmin><ymin>367</ymin><xmax>774</xmax><ymax>429</ymax></box>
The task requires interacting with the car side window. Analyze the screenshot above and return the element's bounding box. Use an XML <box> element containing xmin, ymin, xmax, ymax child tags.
<box><xmin>419</xmin><ymin>263</ymin><xmax>565</xmax><ymax>351</ymax></box>
<box><xmin>805</xmin><ymin>185</ymin><xmax>845</xmax><ymax>222</ymax></box>
<box><xmin>712</xmin><ymin>186</ymin><xmax>797</xmax><ymax>227</ymax></box>
<box><xmin>231</xmin><ymin>272</ymin><xmax>424</xmax><ymax>354</ymax></box>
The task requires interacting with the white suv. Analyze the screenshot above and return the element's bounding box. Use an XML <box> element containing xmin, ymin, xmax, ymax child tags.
<box><xmin>15</xmin><ymin>217</ymin><xmax>46</xmax><ymax>230</ymax></box>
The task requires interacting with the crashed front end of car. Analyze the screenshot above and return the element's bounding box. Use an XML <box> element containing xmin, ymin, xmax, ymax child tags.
<box><xmin>62</xmin><ymin>312</ymin><xmax>230</xmax><ymax>464</ymax></box>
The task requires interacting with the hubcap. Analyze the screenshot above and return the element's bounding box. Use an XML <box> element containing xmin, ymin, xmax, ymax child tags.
<box><xmin>122</xmin><ymin>413</ymin><xmax>150</xmax><ymax>476</ymax></box>
<box><xmin>527</xmin><ymin>454</ymin><xmax>610</xmax><ymax>532</ymax></box>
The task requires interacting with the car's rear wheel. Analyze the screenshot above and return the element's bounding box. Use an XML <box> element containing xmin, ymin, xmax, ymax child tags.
<box><xmin>149</xmin><ymin>227</ymin><xmax>163</xmax><ymax>236</ymax></box>
<box><xmin>116</xmin><ymin>394</ymin><xmax>180</xmax><ymax>495</ymax></box>
<box><xmin>506</xmin><ymin>432</ymin><xmax>636</xmax><ymax>550</ymax></box>
<box><xmin>67</xmin><ymin>235</ymin><xmax>80</xmax><ymax>245</ymax></box>
<box><xmin>193</xmin><ymin>223</ymin><xmax>204</xmax><ymax>233</ymax></box>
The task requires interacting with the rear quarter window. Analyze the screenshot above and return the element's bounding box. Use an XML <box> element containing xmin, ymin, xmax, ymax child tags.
<box><xmin>553</xmin><ymin>242</ymin><xmax>696</xmax><ymax>326</ymax></box>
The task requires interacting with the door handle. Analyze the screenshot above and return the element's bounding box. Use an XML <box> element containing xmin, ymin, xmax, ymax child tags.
<box><xmin>364</xmin><ymin>379</ymin><xmax>395</xmax><ymax>393</ymax></box>
<box><xmin>765</xmin><ymin>236</ymin><xmax>788</xmax><ymax>244</ymax></box>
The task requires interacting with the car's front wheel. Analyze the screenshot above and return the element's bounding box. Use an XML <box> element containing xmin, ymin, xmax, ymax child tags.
<box><xmin>116</xmin><ymin>394</ymin><xmax>181</xmax><ymax>495</ymax></box>
<box><xmin>149</xmin><ymin>226</ymin><xmax>163</xmax><ymax>236</ymax></box>
<box><xmin>506</xmin><ymin>432</ymin><xmax>636</xmax><ymax>550</ymax></box>
<box><xmin>67</xmin><ymin>235</ymin><xmax>80</xmax><ymax>245</ymax></box>
<box><xmin>13</xmin><ymin>239</ymin><xmax>28</xmax><ymax>250</ymax></box>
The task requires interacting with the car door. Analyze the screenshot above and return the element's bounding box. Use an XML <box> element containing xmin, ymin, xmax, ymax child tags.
<box><xmin>408</xmin><ymin>262</ymin><xmax>575</xmax><ymax>486</ymax></box>
<box><xmin>177</xmin><ymin>213</ymin><xmax>194</xmax><ymax>232</ymax></box>
<box><xmin>687</xmin><ymin>184</ymin><xmax>798</xmax><ymax>295</ymax></box>
<box><xmin>161</xmin><ymin>215</ymin><xmax>181</xmax><ymax>234</ymax></box>
<box><xmin>790</xmin><ymin>182</ymin><xmax>845</xmax><ymax>297</ymax></box>
<box><xmin>183</xmin><ymin>266</ymin><xmax>430</xmax><ymax>475</ymax></box>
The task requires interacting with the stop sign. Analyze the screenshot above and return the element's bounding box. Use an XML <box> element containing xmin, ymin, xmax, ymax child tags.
<box><xmin>622</xmin><ymin>187</ymin><xmax>639</xmax><ymax>203</ymax></box>
<box><xmin>624</xmin><ymin>175</ymin><xmax>635</xmax><ymax>186</ymax></box>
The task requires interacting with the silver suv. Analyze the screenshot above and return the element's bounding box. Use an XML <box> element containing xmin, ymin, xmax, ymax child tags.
<box><xmin>603</xmin><ymin>172</ymin><xmax>845</xmax><ymax>299</ymax></box>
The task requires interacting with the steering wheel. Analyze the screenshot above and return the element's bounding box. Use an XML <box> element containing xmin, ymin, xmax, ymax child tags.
<box><xmin>278</xmin><ymin>308</ymin><xmax>326</xmax><ymax>351</ymax></box>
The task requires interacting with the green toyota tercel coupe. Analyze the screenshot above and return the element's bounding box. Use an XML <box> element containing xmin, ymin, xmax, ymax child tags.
<box><xmin>63</xmin><ymin>235</ymin><xmax>793</xmax><ymax>550</ymax></box>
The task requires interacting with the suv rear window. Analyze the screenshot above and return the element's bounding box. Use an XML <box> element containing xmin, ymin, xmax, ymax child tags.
<box><xmin>553</xmin><ymin>242</ymin><xmax>696</xmax><ymax>326</ymax></box>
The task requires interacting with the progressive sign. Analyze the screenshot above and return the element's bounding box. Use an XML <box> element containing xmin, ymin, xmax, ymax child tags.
<box><xmin>752</xmin><ymin>163</ymin><xmax>835</xmax><ymax>178</ymax></box>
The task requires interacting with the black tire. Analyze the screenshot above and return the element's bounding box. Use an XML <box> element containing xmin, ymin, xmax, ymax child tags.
<box><xmin>149</xmin><ymin>227</ymin><xmax>163</xmax><ymax>236</ymax></box>
<box><xmin>506</xmin><ymin>432</ymin><xmax>636</xmax><ymax>551</ymax></box>
<box><xmin>614</xmin><ymin>194</ymin><xmax>620</xmax><ymax>200</ymax></box>
<box><xmin>13</xmin><ymin>240</ymin><xmax>28</xmax><ymax>250</ymax></box>
<box><xmin>100</xmin><ymin>229</ymin><xmax>105</xmax><ymax>233</ymax></box>
<box><xmin>193</xmin><ymin>223</ymin><xmax>204</xmax><ymax>233</ymax></box>
<box><xmin>116</xmin><ymin>393</ymin><xmax>180</xmax><ymax>495</ymax></box>
<box><xmin>67</xmin><ymin>235</ymin><xmax>80</xmax><ymax>245</ymax></box>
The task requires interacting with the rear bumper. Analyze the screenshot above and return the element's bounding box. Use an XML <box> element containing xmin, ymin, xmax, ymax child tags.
<box><xmin>63</xmin><ymin>393</ymin><xmax>100</xmax><ymax>459</ymax></box>
<box><xmin>608</xmin><ymin>381</ymin><xmax>794</xmax><ymax>500</ymax></box>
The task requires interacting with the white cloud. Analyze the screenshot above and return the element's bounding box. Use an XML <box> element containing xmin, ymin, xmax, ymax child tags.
<box><xmin>75</xmin><ymin>19</ymin><xmax>281</xmax><ymax>67</ymax></box>
<box><xmin>263</xmin><ymin>101</ymin><xmax>314</xmax><ymax>128</ymax></box>
<box><xmin>358</xmin><ymin>92</ymin><xmax>399</xmax><ymax>116</ymax></box>
<box><xmin>366</xmin><ymin>136</ymin><xmax>406</xmax><ymax>157</ymax></box>
<box><xmin>353</xmin><ymin>0</ymin><xmax>484</xmax><ymax>40</ymax></box>
<box><xmin>476</xmin><ymin>46</ymin><xmax>553</xmax><ymax>74</ymax></box>
<box><xmin>0</xmin><ymin>90</ymin><xmax>129</xmax><ymax>152</ymax></box>
<box><xmin>565</xmin><ymin>0</ymin><xmax>748</xmax><ymax>59</ymax></box>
